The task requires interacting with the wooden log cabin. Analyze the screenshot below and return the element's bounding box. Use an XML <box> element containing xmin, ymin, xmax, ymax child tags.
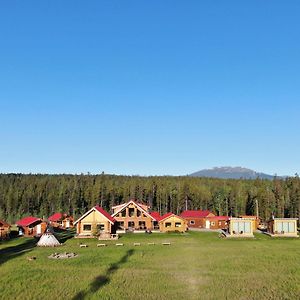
<box><xmin>180</xmin><ymin>210</ymin><xmax>215</xmax><ymax>229</ymax></box>
<box><xmin>111</xmin><ymin>199</ymin><xmax>157</xmax><ymax>232</ymax></box>
<box><xmin>205</xmin><ymin>216</ymin><xmax>229</xmax><ymax>230</ymax></box>
<box><xmin>16</xmin><ymin>217</ymin><xmax>47</xmax><ymax>237</ymax></box>
<box><xmin>267</xmin><ymin>218</ymin><xmax>298</xmax><ymax>237</ymax></box>
<box><xmin>0</xmin><ymin>220</ymin><xmax>11</xmax><ymax>239</ymax></box>
<box><xmin>74</xmin><ymin>206</ymin><xmax>116</xmax><ymax>238</ymax></box>
<box><xmin>158</xmin><ymin>213</ymin><xmax>188</xmax><ymax>233</ymax></box>
<box><xmin>48</xmin><ymin>213</ymin><xmax>74</xmax><ymax>229</ymax></box>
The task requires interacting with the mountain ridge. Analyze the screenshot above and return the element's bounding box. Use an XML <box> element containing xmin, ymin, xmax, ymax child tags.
<box><xmin>189</xmin><ymin>166</ymin><xmax>278</xmax><ymax>180</ymax></box>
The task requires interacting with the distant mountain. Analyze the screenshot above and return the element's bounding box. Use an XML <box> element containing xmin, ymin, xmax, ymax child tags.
<box><xmin>189</xmin><ymin>167</ymin><xmax>277</xmax><ymax>180</ymax></box>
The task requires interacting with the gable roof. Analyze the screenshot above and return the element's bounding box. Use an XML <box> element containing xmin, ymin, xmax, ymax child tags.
<box><xmin>149</xmin><ymin>212</ymin><xmax>161</xmax><ymax>221</ymax></box>
<box><xmin>159</xmin><ymin>212</ymin><xmax>186</xmax><ymax>222</ymax></box>
<box><xmin>112</xmin><ymin>200</ymin><xmax>156</xmax><ymax>221</ymax></box>
<box><xmin>159</xmin><ymin>212</ymin><xmax>174</xmax><ymax>222</ymax></box>
<box><xmin>95</xmin><ymin>206</ymin><xmax>115</xmax><ymax>223</ymax></box>
<box><xmin>74</xmin><ymin>206</ymin><xmax>115</xmax><ymax>225</ymax></box>
<box><xmin>48</xmin><ymin>213</ymin><xmax>64</xmax><ymax>222</ymax></box>
<box><xmin>16</xmin><ymin>216</ymin><xmax>42</xmax><ymax>227</ymax></box>
<box><xmin>180</xmin><ymin>210</ymin><xmax>214</xmax><ymax>218</ymax></box>
<box><xmin>0</xmin><ymin>220</ymin><xmax>10</xmax><ymax>227</ymax></box>
<box><xmin>112</xmin><ymin>199</ymin><xmax>150</xmax><ymax>212</ymax></box>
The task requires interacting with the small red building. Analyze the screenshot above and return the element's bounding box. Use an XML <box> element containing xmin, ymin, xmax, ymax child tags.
<box><xmin>180</xmin><ymin>210</ymin><xmax>229</xmax><ymax>229</ymax></box>
<box><xmin>0</xmin><ymin>220</ymin><xmax>11</xmax><ymax>239</ymax></box>
<box><xmin>16</xmin><ymin>216</ymin><xmax>47</xmax><ymax>237</ymax></box>
<box><xmin>180</xmin><ymin>210</ymin><xmax>215</xmax><ymax>229</ymax></box>
<box><xmin>48</xmin><ymin>213</ymin><xmax>74</xmax><ymax>229</ymax></box>
<box><xmin>205</xmin><ymin>216</ymin><xmax>229</xmax><ymax>229</ymax></box>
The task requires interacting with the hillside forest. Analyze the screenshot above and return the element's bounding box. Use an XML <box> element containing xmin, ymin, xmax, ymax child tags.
<box><xmin>0</xmin><ymin>173</ymin><xmax>300</xmax><ymax>223</ymax></box>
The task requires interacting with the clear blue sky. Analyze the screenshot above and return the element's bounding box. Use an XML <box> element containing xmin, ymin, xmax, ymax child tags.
<box><xmin>0</xmin><ymin>1</ymin><xmax>300</xmax><ymax>176</ymax></box>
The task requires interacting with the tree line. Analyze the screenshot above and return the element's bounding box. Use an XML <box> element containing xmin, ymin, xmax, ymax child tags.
<box><xmin>0</xmin><ymin>173</ymin><xmax>299</xmax><ymax>223</ymax></box>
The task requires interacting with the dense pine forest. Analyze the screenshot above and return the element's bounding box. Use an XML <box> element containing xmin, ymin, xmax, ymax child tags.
<box><xmin>0</xmin><ymin>173</ymin><xmax>300</xmax><ymax>223</ymax></box>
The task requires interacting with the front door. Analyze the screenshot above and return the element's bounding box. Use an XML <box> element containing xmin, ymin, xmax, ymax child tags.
<box><xmin>36</xmin><ymin>224</ymin><xmax>42</xmax><ymax>235</ymax></box>
<box><xmin>205</xmin><ymin>220</ymin><xmax>210</xmax><ymax>229</ymax></box>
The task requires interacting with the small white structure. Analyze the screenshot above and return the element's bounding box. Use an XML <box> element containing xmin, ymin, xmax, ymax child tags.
<box><xmin>226</xmin><ymin>217</ymin><xmax>254</xmax><ymax>237</ymax></box>
<box><xmin>37</xmin><ymin>231</ymin><xmax>61</xmax><ymax>247</ymax></box>
<box><xmin>267</xmin><ymin>218</ymin><xmax>299</xmax><ymax>237</ymax></box>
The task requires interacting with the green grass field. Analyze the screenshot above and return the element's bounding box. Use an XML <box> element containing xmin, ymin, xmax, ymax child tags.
<box><xmin>0</xmin><ymin>231</ymin><xmax>299</xmax><ymax>300</ymax></box>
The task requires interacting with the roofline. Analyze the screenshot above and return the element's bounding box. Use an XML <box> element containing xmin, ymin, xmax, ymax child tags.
<box><xmin>16</xmin><ymin>217</ymin><xmax>42</xmax><ymax>227</ymax></box>
<box><xmin>159</xmin><ymin>213</ymin><xmax>186</xmax><ymax>223</ymax></box>
<box><xmin>111</xmin><ymin>200</ymin><xmax>156</xmax><ymax>220</ymax></box>
<box><xmin>74</xmin><ymin>207</ymin><xmax>114</xmax><ymax>225</ymax></box>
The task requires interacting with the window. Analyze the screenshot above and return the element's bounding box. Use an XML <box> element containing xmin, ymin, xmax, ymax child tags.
<box><xmin>165</xmin><ymin>222</ymin><xmax>172</xmax><ymax>228</ymax></box>
<box><xmin>139</xmin><ymin>221</ymin><xmax>146</xmax><ymax>229</ymax></box>
<box><xmin>117</xmin><ymin>221</ymin><xmax>124</xmax><ymax>230</ymax></box>
<box><xmin>137</xmin><ymin>210</ymin><xmax>141</xmax><ymax>217</ymax></box>
<box><xmin>190</xmin><ymin>220</ymin><xmax>195</xmax><ymax>225</ymax></box>
<box><xmin>175</xmin><ymin>222</ymin><xmax>181</xmax><ymax>227</ymax></box>
<box><xmin>128</xmin><ymin>221</ymin><xmax>135</xmax><ymax>228</ymax></box>
<box><xmin>121</xmin><ymin>210</ymin><xmax>126</xmax><ymax>217</ymax></box>
<box><xmin>211</xmin><ymin>222</ymin><xmax>215</xmax><ymax>226</ymax></box>
<box><xmin>97</xmin><ymin>224</ymin><xmax>105</xmax><ymax>231</ymax></box>
<box><xmin>83</xmin><ymin>224</ymin><xmax>91</xmax><ymax>231</ymax></box>
<box><xmin>129</xmin><ymin>208</ymin><xmax>135</xmax><ymax>217</ymax></box>
<box><xmin>288</xmin><ymin>222</ymin><xmax>295</xmax><ymax>232</ymax></box>
<box><xmin>244</xmin><ymin>222</ymin><xmax>251</xmax><ymax>233</ymax></box>
<box><xmin>233</xmin><ymin>221</ymin><xmax>251</xmax><ymax>234</ymax></box>
<box><xmin>277</xmin><ymin>221</ymin><xmax>295</xmax><ymax>233</ymax></box>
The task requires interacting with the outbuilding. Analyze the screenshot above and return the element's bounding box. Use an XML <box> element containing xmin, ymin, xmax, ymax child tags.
<box><xmin>227</xmin><ymin>217</ymin><xmax>254</xmax><ymax>237</ymax></box>
<box><xmin>16</xmin><ymin>217</ymin><xmax>47</xmax><ymax>237</ymax></box>
<box><xmin>205</xmin><ymin>216</ymin><xmax>229</xmax><ymax>230</ymax></box>
<box><xmin>48</xmin><ymin>213</ymin><xmax>74</xmax><ymax>229</ymax></box>
<box><xmin>180</xmin><ymin>210</ymin><xmax>215</xmax><ymax>229</ymax></box>
<box><xmin>267</xmin><ymin>218</ymin><xmax>298</xmax><ymax>237</ymax></box>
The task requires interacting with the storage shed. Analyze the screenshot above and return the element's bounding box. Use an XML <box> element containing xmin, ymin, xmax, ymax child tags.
<box><xmin>16</xmin><ymin>217</ymin><xmax>47</xmax><ymax>237</ymax></box>
<box><xmin>227</xmin><ymin>217</ymin><xmax>254</xmax><ymax>237</ymax></box>
<box><xmin>267</xmin><ymin>218</ymin><xmax>298</xmax><ymax>237</ymax></box>
<box><xmin>48</xmin><ymin>213</ymin><xmax>74</xmax><ymax>229</ymax></box>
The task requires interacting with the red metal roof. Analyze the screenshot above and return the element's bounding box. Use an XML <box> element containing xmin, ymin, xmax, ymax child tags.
<box><xmin>95</xmin><ymin>206</ymin><xmax>116</xmax><ymax>223</ymax></box>
<box><xmin>48</xmin><ymin>213</ymin><xmax>64</xmax><ymax>222</ymax></box>
<box><xmin>159</xmin><ymin>212</ymin><xmax>174</xmax><ymax>222</ymax></box>
<box><xmin>149</xmin><ymin>212</ymin><xmax>161</xmax><ymax>221</ymax></box>
<box><xmin>180</xmin><ymin>210</ymin><xmax>213</xmax><ymax>218</ymax></box>
<box><xmin>16</xmin><ymin>216</ymin><xmax>41</xmax><ymax>227</ymax></box>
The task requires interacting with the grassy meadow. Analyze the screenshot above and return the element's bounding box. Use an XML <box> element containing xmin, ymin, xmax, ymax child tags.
<box><xmin>0</xmin><ymin>231</ymin><xmax>299</xmax><ymax>300</ymax></box>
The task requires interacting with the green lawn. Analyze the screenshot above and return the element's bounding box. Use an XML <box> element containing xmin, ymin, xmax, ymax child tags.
<box><xmin>0</xmin><ymin>231</ymin><xmax>299</xmax><ymax>300</ymax></box>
